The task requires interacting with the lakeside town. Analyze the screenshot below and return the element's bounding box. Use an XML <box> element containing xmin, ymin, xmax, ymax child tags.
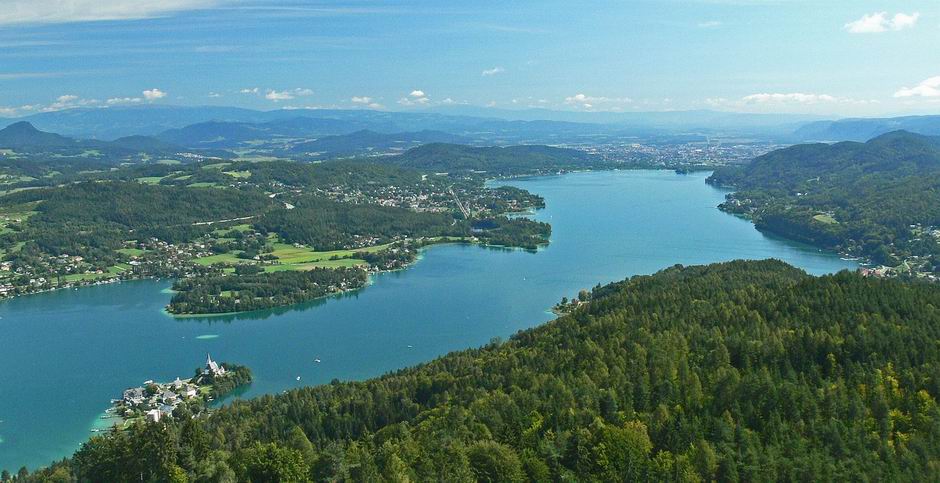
<box><xmin>104</xmin><ymin>355</ymin><xmax>251</xmax><ymax>430</ymax></box>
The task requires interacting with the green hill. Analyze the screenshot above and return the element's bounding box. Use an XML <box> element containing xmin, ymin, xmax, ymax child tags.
<box><xmin>709</xmin><ymin>131</ymin><xmax>940</xmax><ymax>268</ymax></box>
<box><xmin>21</xmin><ymin>260</ymin><xmax>940</xmax><ymax>481</ymax></box>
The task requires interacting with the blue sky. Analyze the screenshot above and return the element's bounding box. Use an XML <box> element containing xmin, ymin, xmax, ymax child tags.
<box><xmin>1</xmin><ymin>0</ymin><xmax>939</xmax><ymax>118</ymax></box>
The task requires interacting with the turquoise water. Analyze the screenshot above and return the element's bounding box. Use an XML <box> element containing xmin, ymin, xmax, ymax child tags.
<box><xmin>0</xmin><ymin>170</ymin><xmax>856</xmax><ymax>470</ymax></box>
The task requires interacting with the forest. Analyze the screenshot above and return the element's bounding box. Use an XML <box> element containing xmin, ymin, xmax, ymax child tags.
<box><xmin>167</xmin><ymin>268</ymin><xmax>368</xmax><ymax>315</ymax></box>
<box><xmin>17</xmin><ymin>259</ymin><xmax>940</xmax><ymax>481</ymax></box>
<box><xmin>253</xmin><ymin>196</ymin><xmax>463</xmax><ymax>251</ymax></box>
<box><xmin>709</xmin><ymin>130</ymin><xmax>940</xmax><ymax>268</ymax></box>
<box><xmin>0</xmin><ymin>181</ymin><xmax>274</xmax><ymax>270</ymax></box>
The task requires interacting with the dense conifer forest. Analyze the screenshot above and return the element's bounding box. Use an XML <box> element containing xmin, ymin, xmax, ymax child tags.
<box><xmin>17</xmin><ymin>259</ymin><xmax>940</xmax><ymax>481</ymax></box>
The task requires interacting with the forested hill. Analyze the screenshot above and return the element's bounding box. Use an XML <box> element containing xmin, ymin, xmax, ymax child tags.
<box><xmin>709</xmin><ymin>130</ymin><xmax>940</xmax><ymax>191</ymax></box>
<box><xmin>378</xmin><ymin>143</ymin><xmax>603</xmax><ymax>175</ymax></box>
<box><xmin>24</xmin><ymin>260</ymin><xmax>940</xmax><ymax>481</ymax></box>
<box><xmin>708</xmin><ymin>131</ymin><xmax>940</xmax><ymax>269</ymax></box>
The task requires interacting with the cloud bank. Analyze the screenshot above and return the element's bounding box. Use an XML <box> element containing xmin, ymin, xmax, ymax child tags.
<box><xmin>0</xmin><ymin>0</ymin><xmax>220</xmax><ymax>26</ymax></box>
<box><xmin>894</xmin><ymin>76</ymin><xmax>940</xmax><ymax>98</ymax></box>
<box><xmin>844</xmin><ymin>12</ymin><xmax>919</xmax><ymax>33</ymax></box>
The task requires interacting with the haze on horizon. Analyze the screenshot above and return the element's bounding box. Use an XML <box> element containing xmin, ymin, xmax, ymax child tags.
<box><xmin>1</xmin><ymin>0</ymin><xmax>939</xmax><ymax>119</ymax></box>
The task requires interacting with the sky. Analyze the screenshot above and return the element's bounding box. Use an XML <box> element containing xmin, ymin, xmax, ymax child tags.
<box><xmin>0</xmin><ymin>0</ymin><xmax>939</xmax><ymax>118</ymax></box>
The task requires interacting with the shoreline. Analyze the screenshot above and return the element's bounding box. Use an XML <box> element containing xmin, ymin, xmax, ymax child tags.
<box><xmin>162</xmin><ymin>235</ymin><xmax>548</xmax><ymax>317</ymax></box>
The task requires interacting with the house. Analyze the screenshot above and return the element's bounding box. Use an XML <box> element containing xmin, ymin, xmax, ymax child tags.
<box><xmin>146</xmin><ymin>409</ymin><xmax>161</xmax><ymax>423</ymax></box>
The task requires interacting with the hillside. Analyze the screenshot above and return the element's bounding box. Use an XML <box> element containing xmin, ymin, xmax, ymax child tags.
<box><xmin>156</xmin><ymin>118</ymin><xmax>373</xmax><ymax>148</ymax></box>
<box><xmin>0</xmin><ymin>121</ymin><xmax>76</xmax><ymax>149</ymax></box>
<box><xmin>379</xmin><ymin>143</ymin><xmax>602</xmax><ymax>175</ymax></box>
<box><xmin>0</xmin><ymin>122</ymin><xmax>227</xmax><ymax>189</ymax></box>
<box><xmin>22</xmin><ymin>259</ymin><xmax>940</xmax><ymax>481</ymax></box>
<box><xmin>708</xmin><ymin>131</ymin><xmax>940</xmax><ymax>269</ymax></box>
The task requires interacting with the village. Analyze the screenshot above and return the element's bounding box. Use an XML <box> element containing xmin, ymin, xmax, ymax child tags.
<box><xmin>106</xmin><ymin>355</ymin><xmax>250</xmax><ymax>428</ymax></box>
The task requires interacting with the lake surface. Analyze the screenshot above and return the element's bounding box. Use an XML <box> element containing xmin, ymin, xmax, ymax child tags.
<box><xmin>0</xmin><ymin>170</ymin><xmax>857</xmax><ymax>470</ymax></box>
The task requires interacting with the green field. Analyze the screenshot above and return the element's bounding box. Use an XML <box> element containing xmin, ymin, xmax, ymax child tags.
<box><xmin>201</xmin><ymin>162</ymin><xmax>231</xmax><ymax>170</ymax></box>
<box><xmin>223</xmin><ymin>170</ymin><xmax>251</xmax><ymax>178</ymax></box>
<box><xmin>61</xmin><ymin>264</ymin><xmax>131</xmax><ymax>283</ymax></box>
<box><xmin>0</xmin><ymin>174</ymin><xmax>35</xmax><ymax>184</ymax></box>
<box><xmin>156</xmin><ymin>159</ymin><xmax>182</xmax><ymax>165</ymax></box>
<box><xmin>212</xmin><ymin>224</ymin><xmax>252</xmax><ymax>236</ymax></box>
<box><xmin>812</xmin><ymin>213</ymin><xmax>838</xmax><ymax>224</ymax></box>
<box><xmin>0</xmin><ymin>204</ymin><xmax>38</xmax><ymax>235</ymax></box>
<box><xmin>263</xmin><ymin>259</ymin><xmax>365</xmax><ymax>271</ymax></box>
<box><xmin>135</xmin><ymin>176</ymin><xmax>166</xmax><ymax>185</ymax></box>
<box><xmin>194</xmin><ymin>240</ymin><xmax>394</xmax><ymax>270</ymax></box>
<box><xmin>187</xmin><ymin>182</ymin><xmax>220</xmax><ymax>188</ymax></box>
<box><xmin>116</xmin><ymin>248</ymin><xmax>146</xmax><ymax>256</ymax></box>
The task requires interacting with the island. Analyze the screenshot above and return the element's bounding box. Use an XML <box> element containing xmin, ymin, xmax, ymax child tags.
<box><xmin>109</xmin><ymin>355</ymin><xmax>251</xmax><ymax>426</ymax></box>
<box><xmin>167</xmin><ymin>267</ymin><xmax>368</xmax><ymax>315</ymax></box>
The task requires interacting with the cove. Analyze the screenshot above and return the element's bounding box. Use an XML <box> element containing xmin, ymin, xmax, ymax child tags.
<box><xmin>0</xmin><ymin>170</ymin><xmax>856</xmax><ymax>470</ymax></box>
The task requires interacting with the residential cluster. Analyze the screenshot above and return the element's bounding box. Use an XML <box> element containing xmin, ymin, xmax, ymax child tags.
<box><xmin>114</xmin><ymin>354</ymin><xmax>228</xmax><ymax>424</ymax></box>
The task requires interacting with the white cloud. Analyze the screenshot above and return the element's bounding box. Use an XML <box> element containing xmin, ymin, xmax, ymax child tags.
<box><xmin>706</xmin><ymin>92</ymin><xmax>878</xmax><ymax>111</ymax></box>
<box><xmin>266</xmin><ymin>90</ymin><xmax>294</xmax><ymax>101</ymax></box>
<box><xmin>894</xmin><ymin>76</ymin><xmax>940</xmax><ymax>98</ymax></box>
<box><xmin>844</xmin><ymin>11</ymin><xmax>919</xmax><ymax>33</ymax></box>
<box><xmin>106</xmin><ymin>97</ymin><xmax>142</xmax><ymax>105</ymax></box>
<box><xmin>742</xmin><ymin>92</ymin><xmax>838</xmax><ymax>104</ymax></box>
<box><xmin>698</xmin><ymin>20</ymin><xmax>722</xmax><ymax>28</ymax></box>
<box><xmin>142</xmin><ymin>88</ymin><xmax>166</xmax><ymax>101</ymax></box>
<box><xmin>481</xmin><ymin>66</ymin><xmax>505</xmax><ymax>76</ymax></box>
<box><xmin>208</xmin><ymin>92</ymin><xmax>222</xmax><ymax>98</ymax></box>
<box><xmin>399</xmin><ymin>90</ymin><xmax>430</xmax><ymax>106</ymax></box>
<box><xmin>0</xmin><ymin>0</ymin><xmax>219</xmax><ymax>26</ymax></box>
<box><xmin>47</xmin><ymin>94</ymin><xmax>99</xmax><ymax>111</ymax></box>
<box><xmin>564</xmin><ymin>93</ymin><xmax>633</xmax><ymax>111</ymax></box>
<box><xmin>264</xmin><ymin>88</ymin><xmax>312</xmax><ymax>102</ymax></box>
<box><xmin>351</xmin><ymin>96</ymin><xmax>383</xmax><ymax>108</ymax></box>
<box><xmin>239</xmin><ymin>87</ymin><xmax>259</xmax><ymax>94</ymax></box>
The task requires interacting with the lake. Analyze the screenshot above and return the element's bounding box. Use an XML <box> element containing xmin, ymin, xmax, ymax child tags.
<box><xmin>0</xmin><ymin>170</ymin><xmax>857</xmax><ymax>470</ymax></box>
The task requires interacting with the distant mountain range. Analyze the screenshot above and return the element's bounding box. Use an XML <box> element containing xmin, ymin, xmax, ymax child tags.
<box><xmin>10</xmin><ymin>105</ymin><xmax>828</xmax><ymax>142</ymax></box>
<box><xmin>0</xmin><ymin>121</ymin><xmax>230</xmax><ymax>181</ymax></box>
<box><xmin>793</xmin><ymin>115</ymin><xmax>940</xmax><ymax>142</ymax></box>
<box><xmin>0</xmin><ymin>121</ymin><xmax>190</xmax><ymax>157</ymax></box>
<box><xmin>10</xmin><ymin>104</ymin><xmax>940</xmax><ymax>148</ymax></box>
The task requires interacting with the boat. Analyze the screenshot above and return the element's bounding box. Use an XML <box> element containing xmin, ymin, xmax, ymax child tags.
<box><xmin>296</xmin><ymin>376</ymin><xmax>301</xmax><ymax>381</ymax></box>
<box><xmin>314</xmin><ymin>358</ymin><xmax>321</xmax><ymax>363</ymax></box>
